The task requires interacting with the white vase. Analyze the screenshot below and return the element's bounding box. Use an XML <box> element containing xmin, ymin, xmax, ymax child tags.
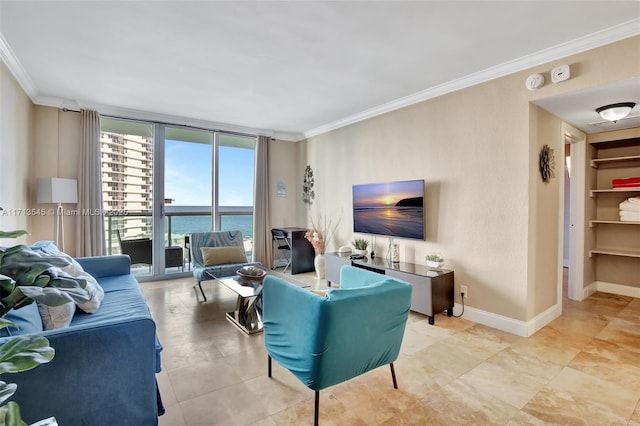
<box><xmin>426</xmin><ymin>260</ymin><xmax>444</xmax><ymax>270</ymax></box>
<box><xmin>314</xmin><ymin>253</ymin><xmax>325</xmax><ymax>279</ymax></box>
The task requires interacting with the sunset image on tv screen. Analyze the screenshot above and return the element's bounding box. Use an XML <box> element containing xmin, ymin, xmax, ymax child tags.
<box><xmin>352</xmin><ymin>180</ymin><xmax>424</xmax><ymax>240</ymax></box>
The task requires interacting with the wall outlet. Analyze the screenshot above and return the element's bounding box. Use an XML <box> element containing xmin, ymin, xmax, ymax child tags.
<box><xmin>460</xmin><ymin>285</ymin><xmax>468</xmax><ymax>298</ymax></box>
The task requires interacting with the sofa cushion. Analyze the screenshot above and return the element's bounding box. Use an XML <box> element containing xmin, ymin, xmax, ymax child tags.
<box><xmin>0</xmin><ymin>303</ymin><xmax>43</xmax><ymax>336</ymax></box>
<box><xmin>201</xmin><ymin>246</ymin><xmax>247</xmax><ymax>266</ymax></box>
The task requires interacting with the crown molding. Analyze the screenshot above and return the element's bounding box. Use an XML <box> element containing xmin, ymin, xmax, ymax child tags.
<box><xmin>303</xmin><ymin>18</ymin><xmax>640</xmax><ymax>140</ymax></box>
<box><xmin>0</xmin><ymin>32</ymin><xmax>37</xmax><ymax>100</ymax></box>
<box><xmin>3</xmin><ymin>18</ymin><xmax>639</xmax><ymax>144</ymax></box>
<box><xmin>0</xmin><ymin>30</ymin><xmax>301</xmax><ymax>142</ymax></box>
<box><xmin>12</xmin><ymin>86</ymin><xmax>301</xmax><ymax>141</ymax></box>
<box><xmin>34</xmin><ymin>96</ymin><xmax>302</xmax><ymax>142</ymax></box>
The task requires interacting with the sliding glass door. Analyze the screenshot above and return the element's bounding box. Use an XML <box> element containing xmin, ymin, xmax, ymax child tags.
<box><xmin>162</xmin><ymin>127</ymin><xmax>214</xmax><ymax>273</ymax></box>
<box><xmin>216</xmin><ymin>133</ymin><xmax>256</xmax><ymax>258</ymax></box>
<box><xmin>100</xmin><ymin>118</ymin><xmax>155</xmax><ymax>277</ymax></box>
<box><xmin>101</xmin><ymin>117</ymin><xmax>256</xmax><ymax>279</ymax></box>
<box><xmin>160</xmin><ymin>128</ymin><xmax>256</xmax><ymax>275</ymax></box>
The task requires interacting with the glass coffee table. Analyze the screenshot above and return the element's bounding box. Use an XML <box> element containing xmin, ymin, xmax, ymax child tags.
<box><xmin>218</xmin><ymin>276</ymin><xmax>264</xmax><ymax>334</ymax></box>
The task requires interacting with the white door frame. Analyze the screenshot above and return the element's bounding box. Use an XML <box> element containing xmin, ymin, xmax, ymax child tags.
<box><xmin>561</xmin><ymin>122</ymin><xmax>586</xmax><ymax>302</ymax></box>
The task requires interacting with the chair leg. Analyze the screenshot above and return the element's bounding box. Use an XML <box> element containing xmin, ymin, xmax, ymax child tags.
<box><xmin>283</xmin><ymin>255</ymin><xmax>291</xmax><ymax>274</ymax></box>
<box><xmin>268</xmin><ymin>355</ymin><xmax>272</xmax><ymax>378</ymax></box>
<box><xmin>195</xmin><ymin>281</ymin><xmax>207</xmax><ymax>301</ymax></box>
<box><xmin>390</xmin><ymin>362</ymin><xmax>398</xmax><ymax>389</ymax></box>
<box><xmin>314</xmin><ymin>390</ymin><xmax>320</xmax><ymax>426</ymax></box>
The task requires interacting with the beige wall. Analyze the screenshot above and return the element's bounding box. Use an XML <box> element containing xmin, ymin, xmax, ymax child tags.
<box><xmin>269</xmin><ymin>139</ymin><xmax>302</xmax><ymax>229</ymax></box>
<box><xmin>1</xmin><ymin>35</ymin><xmax>638</xmax><ymax>327</ymax></box>
<box><xmin>29</xmin><ymin>107</ymin><xmax>81</xmax><ymax>255</ymax></box>
<box><xmin>0</xmin><ymin>61</ymin><xmax>33</xmax><ymax>245</ymax></box>
<box><xmin>527</xmin><ymin>105</ymin><xmax>562</xmax><ymax>318</ymax></box>
<box><xmin>301</xmin><ymin>36</ymin><xmax>640</xmax><ymax>323</ymax></box>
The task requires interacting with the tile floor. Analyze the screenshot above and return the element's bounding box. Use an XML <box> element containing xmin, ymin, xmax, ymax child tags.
<box><xmin>139</xmin><ymin>270</ymin><xmax>640</xmax><ymax>425</ymax></box>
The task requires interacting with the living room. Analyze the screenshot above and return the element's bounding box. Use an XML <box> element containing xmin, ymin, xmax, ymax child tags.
<box><xmin>1</xmin><ymin>2</ymin><xmax>639</xmax><ymax>425</ymax></box>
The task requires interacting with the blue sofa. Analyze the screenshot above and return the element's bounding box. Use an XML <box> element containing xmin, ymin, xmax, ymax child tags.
<box><xmin>263</xmin><ymin>265</ymin><xmax>412</xmax><ymax>425</ymax></box>
<box><xmin>0</xmin><ymin>255</ymin><xmax>162</xmax><ymax>425</ymax></box>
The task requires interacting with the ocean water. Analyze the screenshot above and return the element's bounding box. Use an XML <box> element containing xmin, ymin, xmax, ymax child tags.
<box><xmin>353</xmin><ymin>206</ymin><xmax>424</xmax><ymax>239</ymax></box>
<box><xmin>167</xmin><ymin>215</ymin><xmax>253</xmax><ymax>243</ymax></box>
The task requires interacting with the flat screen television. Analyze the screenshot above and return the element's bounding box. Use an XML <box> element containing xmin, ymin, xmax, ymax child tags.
<box><xmin>353</xmin><ymin>179</ymin><xmax>425</xmax><ymax>240</ymax></box>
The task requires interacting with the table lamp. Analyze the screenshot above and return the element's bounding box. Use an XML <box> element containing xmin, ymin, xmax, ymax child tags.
<box><xmin>37</xmin><ymin>177</ymin><xmax>78</xmax><ymax>251</ymax></box>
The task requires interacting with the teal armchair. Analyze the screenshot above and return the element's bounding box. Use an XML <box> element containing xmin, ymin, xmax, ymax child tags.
<box><xmin>262</xmin><ymin>265</ymin><xmax>412</xmax><ymax>425</ymax></box>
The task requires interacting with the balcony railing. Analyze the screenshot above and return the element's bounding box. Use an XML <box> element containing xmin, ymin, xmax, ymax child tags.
<box><xmin>105</xmin><ymin>206</ymin><xmax>254</xmax><ymax>266</ymax></box>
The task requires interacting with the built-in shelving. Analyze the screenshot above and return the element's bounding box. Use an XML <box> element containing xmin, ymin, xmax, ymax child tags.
<box><xmin>589</xmin><ymin>247</ymin><xmax>640</xmax><ymax>258</ymax></box>
<box><xmin>590</xmin><ymin>154</ymin><xmax>640</xmax><ymax>169</ymax></box>
<box><xmin>590</xmin><ymin>188</ymin><xmax>640</xmax><ymax>197</ymax></box>
<box><xmin>587</xmin><ymin>133</ymin><xmax>640</xmax><ymax>292</ymax></box>
<box><xmin>590</xmin><ymin>220</ymin><xmax>640</xmax><ymax>227</ymax></box>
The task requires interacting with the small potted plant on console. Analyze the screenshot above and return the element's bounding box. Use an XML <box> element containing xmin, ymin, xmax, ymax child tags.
<box><xmin>352</xmin><ymin>238</ymin><xmax>369</xmax><ymax>257</ymax></box>
<box><xmin>425</xmin><ymin>252</ymin><xmax>444</xmax><ymax>270</ymax></box>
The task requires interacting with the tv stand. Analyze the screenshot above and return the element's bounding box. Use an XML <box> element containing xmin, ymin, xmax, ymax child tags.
<box><xmin>325</xmin><ymin>252</ymin><xmax>454</xmax><ymax>325</ymax></box>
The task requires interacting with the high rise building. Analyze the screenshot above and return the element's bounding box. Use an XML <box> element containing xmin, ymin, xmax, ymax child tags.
<box><xmin>100</xmin><ymin>131</ymin><xmax>153</xmax><ymax>244</ymax></box>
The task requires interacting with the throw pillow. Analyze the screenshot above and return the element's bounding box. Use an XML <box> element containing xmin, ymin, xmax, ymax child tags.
<box><xmin>30</xmin><ymin>241</ymin><xmax>104</xmax><ymax>314</ymax></box>
<box><xmin>30</xmin><ymin>240</ymin><xmax>61</xmax><ymax>256</ymax></box>
<box><xmin>38</xmin><ymin>301</ymin><xmax>76</xmax><ymax>330</ymax></box>
<box><xmin>201</xmin><ymin>246</ymin><xmax>247</xmax><ymax>266</ymax></box>
<box><xmin>57</xmin><ymin>254</ymin><xmax>105</xmax><ymax>314</ymax></box>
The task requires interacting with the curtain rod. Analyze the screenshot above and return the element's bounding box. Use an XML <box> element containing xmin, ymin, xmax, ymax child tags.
<box><xmin>61</xmin><ymin>107</ymin><xmax>265</xmax><ymax>139</ymax></box>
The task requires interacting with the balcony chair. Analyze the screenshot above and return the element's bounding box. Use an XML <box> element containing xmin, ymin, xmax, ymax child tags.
<box><xmin>116</xmin><ymin>230</ymin><xmax>184</xmax><ymax>271</ymax></box>
<box><xmin>270</xmin><ymin>228</ymin><xmax>292</xmax><ymax>273</ymax></box>
<box><xmin>262</xmin><ymin>265</ymin><xmax>412</xmax><ymax>426</ymax></box>
<box><xmin>189</xmin><ymin>230</ymin><xmax>261</xmax><ymax>301</ymax></box>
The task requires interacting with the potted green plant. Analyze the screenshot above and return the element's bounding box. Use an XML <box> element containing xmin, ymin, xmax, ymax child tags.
<box><xmin>0</xmin><ymin>230</ymin><xmax>53</xmax><ymax>425</ymax></box>
<box><xmin>352</xmin><ymin>238</ymin><xmax>369</xmax><ymax>256</ymax></box>
<box><xmin>425</xmin><ymin>252</ymin><xmax>444</xmax><ymax>270</ymax></box>
<box><xmin>0</xmin><ymin>230</ymin><xmax>90</xmax><ymax>425</ymax></box>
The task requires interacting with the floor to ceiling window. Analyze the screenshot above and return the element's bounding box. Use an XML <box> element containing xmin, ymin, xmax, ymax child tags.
<box><xmin>100</xmin><ymin>118</ymin><xmax>154</xmax><ymax>276</ymax></box>
<box><xmin>100</xmin><ymin>117</ymin><xmax>256</xmax><ymax>279</ymax></box>
<box><xmin>216</xmin><ymin>133</ymin><xmax>256</xmax><ymax>257</ymax></box>
<box><xmin>163</xmin><ymin>127</ymin><xmax>214</xmax><ymax>272</ymax></box>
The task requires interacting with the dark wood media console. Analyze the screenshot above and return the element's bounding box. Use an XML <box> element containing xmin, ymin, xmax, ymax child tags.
<box><xmin>325</xmin><ymin>252</ymin><xmax>454</xmax><ymax>325</ymax></box>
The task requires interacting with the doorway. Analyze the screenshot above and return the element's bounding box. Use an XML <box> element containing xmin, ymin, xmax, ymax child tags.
<box><xmin>561</xmin><ymin>122</ymin><xmax>586</xmax><ymax>303</ymax></box>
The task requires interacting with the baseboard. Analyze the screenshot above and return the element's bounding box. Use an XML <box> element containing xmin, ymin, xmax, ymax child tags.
<box><xmin>583</xmin><ymin>282</ymin><xmax>597</xmax><ymax>299</ymax></box>
<box><xmin>454</xmin><ymin>302</ymin><xmax>561</xmax><ymax>337</ymax></box>
<box><xmin>527</xmin><ymin>303</ymin><xmax>562</xmax><ymax>336</ymax></box>
<box><xmin>594</xmin><ymin>281</ymin><xmax>640</xmax><ymax>298</ymax></box>
<box><xmin>452</xmin><ymin>281</ymin><xmax>638</xmax><ymax>337</ymax></box>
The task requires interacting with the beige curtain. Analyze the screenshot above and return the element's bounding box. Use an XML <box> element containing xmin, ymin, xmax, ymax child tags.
<box><xmin>75</xmin><ymin>109</ymin><xmax>105</xmax><ymax>256</ymax></box>
<box><xmin>252</xmin><ymin>135</ymin><xmax>271</xmax><ymax>267</ymax></box>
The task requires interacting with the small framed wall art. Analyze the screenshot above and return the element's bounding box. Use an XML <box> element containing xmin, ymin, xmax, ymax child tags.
<box><xmin>539</xmin><ymin>144</ymin><xmax>555</xmax><ymax>183</ymax></box>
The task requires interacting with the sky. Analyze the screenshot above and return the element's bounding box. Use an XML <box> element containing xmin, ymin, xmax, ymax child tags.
<box><xmin>353</xmin><ymin>180</ymin><xmax>423</xmax><ymax>208</ymax></box>
<box><xmin>164</xmin><ymin>140</ymin><xmax>255</xmax><ymax>206</ymax></box>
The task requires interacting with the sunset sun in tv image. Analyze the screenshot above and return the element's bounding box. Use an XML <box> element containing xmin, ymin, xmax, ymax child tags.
<box><xmin>352</xmin><ymin>180</ymin><xmax>425</xmax><ymax>240</ymax></box>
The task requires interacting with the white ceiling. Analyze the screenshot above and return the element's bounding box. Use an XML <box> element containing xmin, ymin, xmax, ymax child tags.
<box><xmin>0</xmin><ymin>1</ymin><xmax>639</xmax><ymax>141</ymax></box>
<box><xmin>534</xmin><ymin>77</ymin><xmax>640</xmax><ymax>134</ymax></box>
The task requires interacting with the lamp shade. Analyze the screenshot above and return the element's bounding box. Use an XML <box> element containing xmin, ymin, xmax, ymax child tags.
<box><xmin>595</xmin><ymin>102</ymin><xmax>636</xmax><ymax>122</ymax></box>
<box><xmin>37</xmin><ymin>177</ymin><xmax>78</xmax><ymax>204</ymax></box>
